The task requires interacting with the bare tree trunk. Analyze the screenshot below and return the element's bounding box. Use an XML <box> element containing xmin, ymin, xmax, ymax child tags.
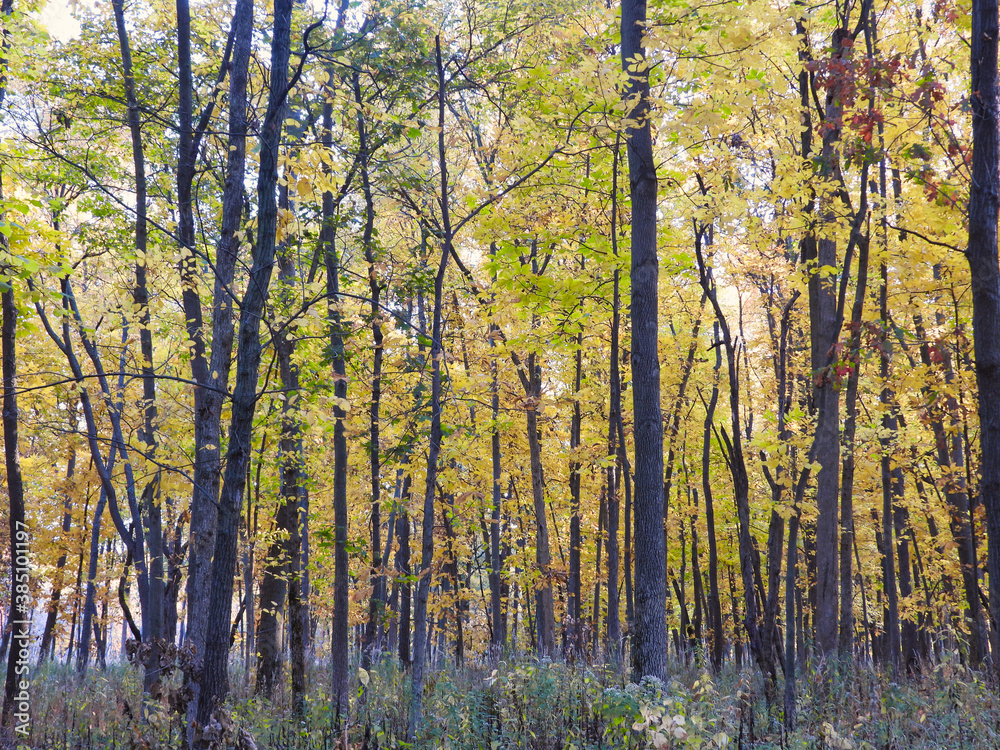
<box><xmin>567</xmin><ymin>333</ymin><xmax>583</xmax><ymax>657</ymax></box>
<box><xmin>966</xmin><ymin>0</ymin><xmax>1000</xmax><ymax>678</ymax></box>
<box><xmin>0</xmin><ymin>263</ymin><xmax>28</xmax><ymax>736</ymax></box>
<box><xmin>879</xmin><ymin>258</ymin><xmax>902</xmax><ymax>677</ymax></box>
<box><xmin>702</xmin><ymin>329</ymin><xmax>723</xmax><ymax>672</ymax></box>
<box><xmin>111</xmin><ymin>0</ymin><xmax>165</xmax><ymax>695</ymax></box>
<box><xmin>488</xmin><ymin>338</ymin><xmax>505</xmax><ymax>660</ymax></box>
<box><xmin>185</xmin><ymin>0</ymin><xmax>252</xmax><ymax>724</ymax></box>
<box><xmin>408</xmin><ymin>36</ymin><xmax>452</xmax><ymax>741</ymax></box>
<box><xmin>194</xmin><ymin>0</ymin><xmax>293</xmax><ymax>733</ymax></box>
<box><xmin>38</xmin><ymin>443</ymin><xmax>75</xmax><ymax>666</ymax></box>
<box><xmin>322</xmin><ymin>100</ymin><xmax>352</xmax><ymax>732</ymax></box>
<box><xmin>621</xmin><ymin>0</ymin><xmax>668</xmax><ymax>683</ymax></box>
<box><xmin>524</xmin><ymin>347</ymin><xmax>556</xmax><ymax>657</ymax></box>
<box><xmin>354</xmin><ymin>72</ymin><xmax>387</xmax><ymax>669</ymax></box>
<box><xmin>695</xmin><ymin>225</ymin><xmax>778</xmax><ymax>703</ymax></box>
<box><xmin>397</xmin><ymin>505</ymin><xmax>412</xmax><ymax>666</ymax></box>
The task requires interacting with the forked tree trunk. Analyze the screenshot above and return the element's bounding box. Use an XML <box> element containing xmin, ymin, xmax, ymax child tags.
<box><xmin>194</xmin><ymin>0</ymin><xmax>293</xmax><ymax>734</ymax></box>
<box><xmin>185</xmin><ymin>0</ymin><xmax>252</xmax><ymax>722</ymax></box>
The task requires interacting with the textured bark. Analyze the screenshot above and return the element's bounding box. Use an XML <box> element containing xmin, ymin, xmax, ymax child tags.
<box><xmin>838</xmin><ymin>198</ymin><xmax>870</xmax><ymax>660</ymax></box>
<box><xmin>355</xmin><ymin>71</ymin><xmax>387</xmax><ymax>668</ymax></box>
<box><xmin>408</xmin><ymin>36</ymin><xmax>451</xmax><ymax>741</ymax></box>
<box><xmin>253</xmin><ymin>507</ymin><xmax>289</xmax><ymax>698</ymax></box>
<box><xmin>276</xmin><ymin>195</ymin><xmax>308</xmax><ymax>716</ymax></box>
<box><xmin>185</xmin><ymin>0</ymin><xmax>252</xmax><ymax>709</ymax></box>
<box><xmin>394</xmin><ymin>480</ymin><xmax>412</xmax><ymax>666</ymax></box>
<box><xmin>606</xmin><ymin>266</ymin><xmax>623</xmax><ymax>662</ymax></box>
<box><xmin>567</xmin><ymin>334</ymin><xmax>583</xmax><ymax>656</ymax></box>
<box><xmin>111</xmin><ymin>0</ymin><xmax>165</xmax><ymax>694</ymax></box>
<box><xmin>254</xmin><ymin>265</ymin><xmax>306</xmax><ymax>702</ymax></box>
<box><xmin>810</xmin><ymin>232</ymin><xmax>841</xmax><ymax>659</ymax></box>
<box><xmin>621</xmin><ymin>0</ymin><xmax>668</xmax><ymax>683</ymax></box>
<box><xmin>321</xmin><ymin>101</ymin><xmax>352</xmax><ymax>729</ymax></box>
<box><xmin>1</xmin><ymin>283</ymin><xmax>28</xmax><ymax>735</ymax></box>
<box><xmin>38</xmin><ymin>444</ymin><xmax>75</xmax><ymax>665</ymax></box>
<box><xmin>488</xmin><ymin>338</ymin><xmax>506</xmax><ymax>660</ymax></box>
<box><xmin>967</xmin><ymin>0</ymin><xmax>1000</xmax><ymax>681</ymax></box>
<box><xmin>524</xmin><ymin>351</ymin><xmax>557</xmax><ymax>657</ymax></box>
<box><xmin>695</xmin><ymin>228</ymin><xmax>778</xmax><ymax>702</ymax></box>
<box><xmin>195</xmin><ymin>0</ymin><xmax>292</xmax><ymax>732</ymax></box>
<box><xmin>702</xmin><ymin>332</ymin><xmax>723</xmax><ymax>672</ymax></box>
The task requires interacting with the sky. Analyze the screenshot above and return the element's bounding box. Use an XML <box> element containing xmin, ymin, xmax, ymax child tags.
<box><xmin>37</xmin><ymin>0</ymin><xmax>83</xmax><ymax>43</ymax></box>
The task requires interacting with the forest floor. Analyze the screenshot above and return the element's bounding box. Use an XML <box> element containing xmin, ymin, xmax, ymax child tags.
<box><xmin>20</xmin><ymin>651</ymin><xmax>1000</xmax><ymax>749</ymax></box>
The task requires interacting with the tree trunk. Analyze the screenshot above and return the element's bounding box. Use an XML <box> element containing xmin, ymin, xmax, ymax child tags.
<box><xmin>524</xmin><ymin>346</ymin><xmax>557</xmax><ymax>657</ymax></box>
<box><xmin>194</xmin><ymin>0</ymin><xmax>292</xmax><ymax>732</ymax></box>
<box><xmin>0</xmin><ymin>277</ymin><xmax>29</xmax><ymax>736</ymax></box>
<box><xmin>567</xmin><ymin>333</ymin><xmax>583</xmax><ymax>657</ymax></box>
<box><xmin>695</xmin><ymin>226</ymin><xmax>778</xmax><ymax>703</ymax></box>
<box><xmin>355</xmin><ymin>71</ymin><xmax>387</xmax><ymax>669</ymax></box>
<box><xmin>111</xmin><ymin>0</ymin><xmax>165</xmax><ymax>695</ymax></box>
<box><xmin>838</xmin><ymin>209</ymin><xmax>871</xmax><ymax>661</ymax></box>
<box><xmin>321</xmin><ymin>98</ymin><xmax>352</xmax><ymax>730</ymax></box>
<box><xmin>38</xmin><ymin>444</ymin><xmax>75</xmax><ymax>666</ymax></box>
<box><xmin>621</xmin><ymin>0</ymin><xmax>668</xmax><ymax>683</ymax></box>
<box><xmin>488</xmin><ymin>335</ymin><xmax>506</xmax><ymax>660</ymax></box>
<box><xmin>967</xmin><ymin>0</ymin><xmax>1000</xmax><ymax>681</ymax></box>
<box><xmin>702</xmin><ymin>330</ymin><xmax>724</xmax><ymax>672</ymax></box>
<box><xmin>408</xmin><ymin>36</ymin><xmax>452</xmax><ymax>741</ymax></box>
<box><xmin>185</xmin><ymin>0</ymin><xmax>252</xmax><ymax>723</ymax></box>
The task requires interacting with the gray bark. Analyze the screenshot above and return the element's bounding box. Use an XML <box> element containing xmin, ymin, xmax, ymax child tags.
<box><xmin>621</xmin><ymin>0</ymin><xmax>669</xmax><ymax>683</ymax></box>
<box><xmin>194</xmin><ymin>0</ymin><xmax>293</xmax><ymax>732</ymax></box>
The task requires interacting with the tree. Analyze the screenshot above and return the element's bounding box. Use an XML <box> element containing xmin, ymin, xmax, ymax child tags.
<box><xmin>621</xmin><ymin>0</ymin><xmax>668</xmax><ymax>682</ymax></box>
<box><xmin>967</xmin><ymin>0</ymin><xmax>1000</xmax><ymax>674</ymax></box>
<box><xmin>195</xmin><ymin>0</ymin><xmax>296</xmax><ymax>734</ymax></box>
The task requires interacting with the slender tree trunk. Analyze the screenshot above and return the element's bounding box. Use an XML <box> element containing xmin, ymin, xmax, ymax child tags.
<box><xmin>185</xmin><ymin>5</ymin><xmax>253</xmax><ymax>719</ymax></box>
<box><xmin>622</xmin><ymin>0</ymin><xmax>668</xmax><ymax>683</ymax></box>
<box><xmin>195</xmin><ymin>0</ymin><xmax>292</xmax><ymax>732</ymax></box>
<box><xmin>321</xmin><ymin>101</ymin><xmax>352</xmax><ymax>731</ymax></box>
<box><xmin>606</xmin><ymin>258</ymin><xmax>624</xmax><ymax>663</ymax></box>
<box><xmin>353</xmin><ymin>72</ymin><xmax>388</xmax><ymax>669</ymax></box>
<box><xmin>522</xmin><ymin>346</ymin><xmax>557</xmax><ymax>657</ymax></box>
<box><xmin>567</xmin><ymin>334</ymin><xmax>583</xmax><ymax>657</ymax></box>
<box><xmin>395</xmin><ymin>477</ymin><xmax>412</xmax><ymax>666</ymax></box>
<box><xmin>838</xmin><ymin>216</ymin><xmax>870</xmax><ymax>662</ymax></box>
<box><xmin>1</xmin><ymin>275</ymin><xmax>29</xmax><ymax>736</ymax></box>
<box><xmin>111</xmin><ymin>0</ymin><xmax>166</xmax><ymax>695</ymax></box>
<box><xmin>488</xmin><ymin>335</ymin><xmax>505</xmax><ymax>660</ymax></box>
<box><xmin>408</xmin><ymin>37</ymin><xmax>452</xmax><ymax>741</ymax></box>
<box><xmin>39</xmin><ymin>444</ymin><xmax>75</xmax><ymax>666</ymax></box>
<box><xmin>879</xmin><ymin>258</ymin><xmax>902</xmax><ymax>676</ymax></box>
<box><xmin>784</xmin><ymin>509</ymin><xmax>800</xmax><ymax>731</ymax></box>
<box><xmin>592</xmin><ymin>486</ymin><xmax>605</xmax><ymax>652</ymax></box>
<box><xmin>702</xmin><ymin>329</ymin><xmax>723</xmax><ymax>672</ymax></box>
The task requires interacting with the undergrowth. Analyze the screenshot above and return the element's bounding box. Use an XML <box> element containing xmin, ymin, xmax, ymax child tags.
<box><xmin>15</xmin><ymin>650</ymin><xmax>1000</xmax><ymax>749</ymax></box>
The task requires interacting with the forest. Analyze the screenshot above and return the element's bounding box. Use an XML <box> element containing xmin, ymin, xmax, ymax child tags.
<box><xmin>0</xmin><ymin>0</ymin><xmax>998</xmax><ymax>746</ymax></box>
